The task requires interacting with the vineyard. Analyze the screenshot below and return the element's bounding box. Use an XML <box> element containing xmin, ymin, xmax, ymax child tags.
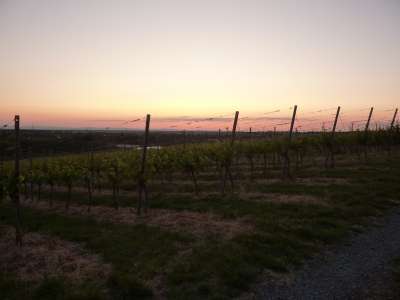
<box><xmin>1</xmin><ymin>124</ymin><xmax>400</xmax><ymax>207</ymax></box>
<box><xmin>1</xmin><ymin>112</ymin><xmax>400</xmax><ymax>299</ymax></box>
<box><xmin>3</xmin><ymin>1</ymin><xmax>400</xmax><ymax>297</ymax></box>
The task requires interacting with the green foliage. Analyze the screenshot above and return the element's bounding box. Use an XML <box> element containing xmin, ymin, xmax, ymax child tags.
<box><xmin>1</xmin><ymin>156</ymin><xmax>400</xmax><ymax>299</ymax></box>
<box><xmin>1</xmin><ymin>128</ymin><xmax>398</xmax><ymax>198</ymax></box>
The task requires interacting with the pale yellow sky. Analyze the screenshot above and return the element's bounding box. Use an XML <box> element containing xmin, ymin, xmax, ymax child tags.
<box><xmin>0</xmin><ymin>0</ymin><xmax>399</xmax><ymax>130</ymax></box>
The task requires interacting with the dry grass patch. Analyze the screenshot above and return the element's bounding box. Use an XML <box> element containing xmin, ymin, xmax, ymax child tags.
<box><xmin>0</xmin><ymin>225</ymin><xmax>111</xmax><ymax>285</ymax></box>
<box><xmin>297</xmin><ymin>177</ymin><xmax>350</xmax><ymax>185</ymax></box>
<box><xmin>22</xmin><ymin>201</ymin><xmax>253</xmax><ymax>239</ymax></box>
<box><xmin>242</xmin><ymin>192</ymin><xmax>326</xmax><ymax>205</ymax></box>
<box><xmin>256</xmin><ymin>177</ymin><xmax>349</xmax><ymax>186</ymax></box>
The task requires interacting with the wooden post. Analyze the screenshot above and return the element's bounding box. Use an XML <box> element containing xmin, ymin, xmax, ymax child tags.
<box><xmin>183</xmin><ymin>130</ymin><xmax>186</xmax><ymax>149</ymax></box>
<box><xmin>222</xmin><ymin>111</ymin><xmax>239</xmax><ymax>194</ymax></box>
<box><xmin>14</xmin><ymin>115</ymin><xmax>22</xmax><ymax>247</ymax></box>
<box><xmin>231</xmin><ymin>111</ymin><xmax>239</xmax><ymax>170</ymax></box>
<box><xmin>140</xmin><ymin>115</ymin><xmax>150</xmax><ymax>179</ymax></box>
<box><xmin>0</xmin><ymin>126</ymin><xmax>4</xmax><ymax>201</ymax></box>
<box><xmin>28</xmin><ymin>137</ymin><xmax>33</xmax><ymax>201</ymax></box>
<box><xmin>283</xmin><ymin>105</ymin><xmax>297</xmax><ymax>178</ymax></box>
<box><xmin>363</xmin><ymin>107</ymin><xmax>374</xmax><ymax>161</ymax></box>
<box><xmin>331</xmin><ymin>106</ymin><xmax>341</xmax><ymax>137</ymax></box>
<box><xmin>137</xmin><ymin>114</ymin><xmax>150</xmax><ymax>215</ymax></box>
<box><xmin>388</xmin><ymin>108</ymin><xmax>398</xmax><ymax>156</ymax></box>
<box><xmin>288</xmin><ymin>105</ymin><xmax>297</xmax><ymax>142</ymax></box>
<box><xmin>87</xmin><ymin>146</ymin><xmax>94</xmax><ymax>212</ymax></box>
<box><xmin>391</xmin><ymin>108</ymin><xmax>398</xmax><ymax>130</ymax></box>
<box><xmin>365</xmin><ymin>107</ymin><xmax>374</xmax><ymax>132</ymax></box>
<box><xmin>327</xmin><ymin>106</ymin><xmax>341</xmax><ymax>168</ymax></box>
<box><xmin>231</xmin><ymin>111</ymin><xmax>239</xmax><ymax>146</ymax></box>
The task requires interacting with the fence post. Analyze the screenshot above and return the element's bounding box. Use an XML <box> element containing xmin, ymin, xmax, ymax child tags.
<box><xmin>87</xmin><ymin>146</ymin><xmax>94</xmax><ymax>212</ymax></box>
<box><xmin>137</xmin><ymin>114</ymin><xmax>150</xmax><ymax>216</ymax></box>
<box><xmin>222</xmin><ymin>111</ymin><xmax>239</xmax><ymax>194</ymax></box>
<box><xmin>283</xmin><ymin>105</ymin><xmax>297</xmax><ymax>178</ymax></box>
<box><xmin>332</xmin><ymin>106</ymin><xmax>341</xmax><ymax>137</ymax></box>
<box><xmin>14</xmin><ymin>115</ymin><xmax>22</xmax><ymax>247</ymax></box>
<box><xmin>183</xmin><ymin>130</ymin><xmax>186</xmax><ymax>150</ymax></box>
<box><xmin>28</xmin><ymin>137</ymin><xmax>33</xmax><ymax>201</ymax></box>
<box><xmin>363</xmin><ymin>107</ymin><xmax>374</xmax><ymax>161</ymax></box>
<box><xmin>288</xmin><ymin>105</ymin><xmax>297</xmax><ymax>142</ymax></box>
<box><xmin>391</xmin><ymin>108</ymin><xmax>398</xmax><ymax>130</ymax></box>
<box><xmin>365</xmin><ymin>107</ymin><xmax>374</xmax><ymax>132</ymax></box>
<box><xmin>328</xmin><ymin>106</ymin><xmax>341</xmax><ymax>168</ymax></box>
<box><xmin>231</xmin><ymin>111</ymin><xmax>239</xmax><ymax>146</ymax></box>
<box><xmin>0</xmin><ymin>126</ymin><xmax>4</xmax><ymax>202</ymax></box>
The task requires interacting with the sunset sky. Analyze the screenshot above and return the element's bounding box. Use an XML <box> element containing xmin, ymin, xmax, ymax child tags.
<box><xmin>0</xmin><ymin>0</ymin><xmax>399</xmax><ymax>131</ymax></box>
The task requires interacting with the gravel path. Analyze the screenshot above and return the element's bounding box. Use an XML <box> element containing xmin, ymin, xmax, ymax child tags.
<box><xmin>257</xmin><ymin>209</ymin><xmax>400</xmax><ymax>299</ymax></box>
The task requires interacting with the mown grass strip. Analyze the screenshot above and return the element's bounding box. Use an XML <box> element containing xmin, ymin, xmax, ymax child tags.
<box><xmin>1</xmin><ymin>157</ymin><xmax>400</xmax><ymax>299</ymax></box>
<box><xmin>0</xmin><ymin>204</ymin><xmax>191</xmax><ymax>299</ymax></box>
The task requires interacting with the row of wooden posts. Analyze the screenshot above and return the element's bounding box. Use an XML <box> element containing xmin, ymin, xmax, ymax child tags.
<box><xmin>7</xmin><ymin>106</ymin><xmax>399</xmax><ymax>245</ymax></box>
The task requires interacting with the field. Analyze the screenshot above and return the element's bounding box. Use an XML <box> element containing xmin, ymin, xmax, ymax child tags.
<box><xmin>1</xmin><ymin>128</ymin><xmax>400</xmax><ymax>299</ymax></box>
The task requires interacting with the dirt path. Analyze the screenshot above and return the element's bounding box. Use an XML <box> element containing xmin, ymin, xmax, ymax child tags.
<box><xmin>257</xmin><ymin>208</ymin><xmax>400</xmax><ymax>299</ymax></box>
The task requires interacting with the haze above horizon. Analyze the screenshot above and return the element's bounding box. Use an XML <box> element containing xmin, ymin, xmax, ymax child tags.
<box><xmin>1</xmin><ymin>0</ymin><xmax>399</xmax><ymax>131</ymax></box>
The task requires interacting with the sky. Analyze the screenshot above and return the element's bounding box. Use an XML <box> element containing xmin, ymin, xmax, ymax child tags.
<box><xmin>0</xmin><ymin>0</ymin><xmax>399</xmax><ymax>131</ymax></box>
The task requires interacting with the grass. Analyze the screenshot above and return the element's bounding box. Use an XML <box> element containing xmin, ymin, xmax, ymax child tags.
<box><xmin>0</xmin><ymin>274</ymin><xmax>108</xmax><ymax>300</ymax></box>
<box><xmin>1</xmin><ymin>155</ymin><xmax>400</xmax><ymax>299</ymax></box>
<box><xmin>0</xmin><ymin>206</ymin><xmax>190</xmax><ymax>299</ymax></box>
<box><xmin>389</xmin><ymin>257</ymin><xmax>400</xmax><ymax>298</ymax></box>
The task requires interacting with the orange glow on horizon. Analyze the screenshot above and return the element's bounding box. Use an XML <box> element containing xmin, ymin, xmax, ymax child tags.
<box><xmin>1</xmin><ymin>1</ymin><xmax>399</xmax><ymax>130</ymax></box>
